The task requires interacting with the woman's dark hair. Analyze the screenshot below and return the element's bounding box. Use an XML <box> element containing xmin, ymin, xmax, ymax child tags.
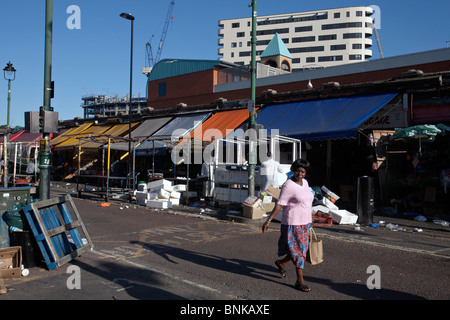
<box><xmin>290</xmin><ymin>159</ymin><xmax>310</xmax><ymax>172</ymax></box>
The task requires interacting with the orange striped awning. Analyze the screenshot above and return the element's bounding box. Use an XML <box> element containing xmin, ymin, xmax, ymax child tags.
<box><xmin>188</xmin><ymin>108</ymin><xmax>252</xmax><ymax>142</ymax></box>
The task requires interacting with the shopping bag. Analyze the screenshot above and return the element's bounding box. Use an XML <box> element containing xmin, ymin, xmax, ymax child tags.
<box><xmin>306</xmin><ymin>227</ymin><xmax>323</xmax><ymax>265</ymax></box>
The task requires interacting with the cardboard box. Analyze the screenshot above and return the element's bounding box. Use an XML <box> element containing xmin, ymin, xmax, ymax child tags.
<box><xmin>242</xmin><ymin>196</ymin><xmax>265</xmax><ymax>219</ymax></box>
<box><xmin>0</xmin><ymin>246</ymin><xmax>22</xmax><ymax>279</ymax></box>
<box><xmin>329</xmin><ymin>210</ymin><xmax>358</xmax><ymax>225</ymax></box>
<box><xmin>243</xmin><ymin>196</ymin><xmax>261</xmax><ymax>206</ymax></box>
<box><xmin>242</xmin><ymin>205</ymin><xmax>265</xmax><ymax>219</ymax></box>
<box><xmin>266</xmin><ymin>186</ymin><xmax>280</xmax><ymax>200</ymax></box>
<box><xmin>321</xmin><ymin>186</ymin><xmax>340</xmax><ymax>203</ymax></box>
<box><xmin>263</xmin><ymin>202</ymin><xmax>275</xmax><ymax>213</ymax></box>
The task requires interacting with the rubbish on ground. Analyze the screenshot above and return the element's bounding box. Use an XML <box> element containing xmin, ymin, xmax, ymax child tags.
<box><xmin>321</xmin><ymin>186</ymin><xmax>340</xmax><ymax>203</ymax></box>
<box><xmin>99</xmin><ymin>202</ymin><xmax>110</xmax><ymax>207</ymax></box>
<box><xmin>329</xmin><ymin>209</ymin><xmax>358</xmax><ymax>225</ymax></box>
<box><xmin>432</xmin><ymin>219</ymin><xmax>449</xmax><ymax>226</ymax></box>
<box><xmin>414</xmin><ymin>215</ymin><xmax>427</xmax><ymax>222</ymax></box>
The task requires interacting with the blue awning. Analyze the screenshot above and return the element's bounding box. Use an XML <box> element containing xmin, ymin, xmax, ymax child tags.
<box><xmin>256</xmin><ymin>93</ymin><xmax>397</xmax><ymax>141</ymax></box>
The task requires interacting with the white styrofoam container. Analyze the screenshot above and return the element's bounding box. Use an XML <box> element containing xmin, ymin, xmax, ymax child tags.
<box><xmin>322</xmin><ymin>198</ymin><xmax>339</xmax><ymax>210</ymax></box>
<box><xmin>146</xmin><ymin>200</ymin><xmax>172</xmax><ymax>209</ymax></box>
<box><xmin>329</xmin><ymin>210</ymin><xmax>358</xmax><ymax>225</ymax></box>
<box><xmin>147</xmin><ymin>179</ymin><xmax>173</xmax><ymax>191</ymax></box>
<box><xmin>150</xmin><ymin>187</ymin><xmax>171</xmax><ymax>199</ymax></box>
<box><xmin>169</xmin><ymin>197</ymin><xmax>180</xmax><ymax>205</ymax></box>
<box><xmin>137</xmin><ymin>183</ymin><xmax>147</xmax><ymax>192</ymax></box>
<box><xmin>312</xmin><ymin>205</ymin><xmax>330</xmax><ymax>214</ymax></box>
<box><xmin>172</xmin><ymin>184</ymin><xmax>187</xmax><ymax>192</ymax></box>
<box><xmin>136</xmin><ymin>191</ymin><xmax>157</xmax><ymax>200</ymax></box>
<box><xmin>170</xmin><ymin>191</ymin><xmax>181</xmax><ymax>199</ymax></box>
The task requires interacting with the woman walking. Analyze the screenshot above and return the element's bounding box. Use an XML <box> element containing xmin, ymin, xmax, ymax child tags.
<box><xmin>262</xmin><ymin>159</ymin><xmax>314</xmax><ymax>292</ymax></box>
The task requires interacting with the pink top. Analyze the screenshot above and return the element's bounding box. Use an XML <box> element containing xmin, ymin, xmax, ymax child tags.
<box><xmin>277</xmin><ymin>179</ymin><xmax>314</xmax><ymax>226</ymax></box>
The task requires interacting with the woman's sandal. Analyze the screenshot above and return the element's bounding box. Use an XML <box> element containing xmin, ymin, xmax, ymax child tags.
<box><xmin>274</xmin><ymin>260</ymin><xmax>286</xmax><ymax>278</ymax></box>
<box><xmin>295</xmin><ymin>281</ymin><xmax>311</xmax><ymax>292</ymax></box>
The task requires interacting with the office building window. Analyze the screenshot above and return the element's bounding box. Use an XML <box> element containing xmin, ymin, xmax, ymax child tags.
<box><xmin>295</xmin><ymin>26</ymin><xmax>313</xmax><ymax>32</ymax></box>
<box><xmin>292</xmin><ymin>36</ymin><xmax>315</xmax><ymax>43</ymax></box>
<box><xmin>343</xmin><ymin>33</ymin><xmax>363</xmax><ymax>39</ymax></box>
<box><xmin>349</xmin><ymin>54</ymin><xmax>362</xmax><ymax>60</ymax></box>
<box><xmin>318</xmin><ymin>55</ymin><xmax>343</xmax><ymax>62</ymax></box>
<box><xmin>232</xmin><ymin>23</ymin><xmax>240</xmax><ymax>28</ymax></box>
<box><xmin>331</xmin><ymin>44</ymin><xmax>346</xmax><ymax>51</ymax></box>
<box><xmin>319</xmin><ymin>34</ymin><xmax>337</xmax><ymax>41</ymax></box>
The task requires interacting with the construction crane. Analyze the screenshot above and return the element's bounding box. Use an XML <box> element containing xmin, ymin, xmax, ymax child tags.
<box><xmin>371</xmin><ymin>21</ymin><xmax>384</xmax><ymax>59</ymax></box>
<box><xmin>142</xmin><ymin>1</ymin><xmax>175</xmax><ymax>75</ymax></box>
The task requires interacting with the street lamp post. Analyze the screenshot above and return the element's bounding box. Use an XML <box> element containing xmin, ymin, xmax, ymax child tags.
<box><xmin>248</xmin><ymin>1</ymin><xmax>257</xmax><ymax>197</ymax></box>
<box><xmin>3</xmin><ymin>61</ymin><xmax>17</xmax><ymax>188</ymax></box>
<box><xmin>39</xmin><ymin>0</ymin><xmax>54</xmax><ymax>200</ymax></box>
<box><xmin>120</xmin><ymin>12</ymin><xmax>135</xmax><ymax>195</ymax></box>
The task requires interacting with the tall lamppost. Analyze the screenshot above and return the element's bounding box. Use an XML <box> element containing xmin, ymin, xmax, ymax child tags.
<box><xmin>120</xmin><ymin>12</ymin><xmax>135</xmax><ymax>194</ymax></box>
<box><xmin>3</xmin><ymin>61</ymin><xmax>17</xmax><ymax>188</ymax></box>
<box><xmin>248</xmin><ymin>1</ymin><xmax>257</xmax><ymax>197</ymax></box>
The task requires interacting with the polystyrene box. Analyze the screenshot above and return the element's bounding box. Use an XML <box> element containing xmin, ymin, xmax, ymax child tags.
<box><xmin>329</xmin><ymin>210</ymin><xmax>358</xmax><ymax>225</ymax></box>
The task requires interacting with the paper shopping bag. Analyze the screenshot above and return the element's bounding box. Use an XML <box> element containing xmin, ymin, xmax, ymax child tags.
<box><xmin>306</xmin><ymin>227</ymin><xmax>323</xmax><ymax>265</ymax></box>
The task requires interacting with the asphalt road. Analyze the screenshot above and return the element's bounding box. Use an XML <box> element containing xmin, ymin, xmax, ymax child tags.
<box><xmin>1</xmin><ymin>184</ymin><xmax>449</xmax><ymax>309</ymax></box>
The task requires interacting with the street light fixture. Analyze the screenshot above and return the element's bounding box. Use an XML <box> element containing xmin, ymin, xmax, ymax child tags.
<box><xmin>3</xmin><ymin>61</ymin><xmax>17</xmax><ymax>188</ymax></box>
<box><xmin>120</xmin><ymin>12</ymin><xmax>135</xmax><ymax>195</ymax></box>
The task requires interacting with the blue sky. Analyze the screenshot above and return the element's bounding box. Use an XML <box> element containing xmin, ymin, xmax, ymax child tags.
<box><xmin>1</xmin><ymin>0</ymin><xmax>449</xmax><ymax>127</ymax></box>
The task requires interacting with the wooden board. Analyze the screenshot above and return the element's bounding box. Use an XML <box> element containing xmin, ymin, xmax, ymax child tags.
<box><xmin>23</xmin><ymin>195</ymin><xmax>93</xmax><ymax>270</ymax></box>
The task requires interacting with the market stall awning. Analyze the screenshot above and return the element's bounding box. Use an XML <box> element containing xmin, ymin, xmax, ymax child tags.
<box><xmin>188</xmin><ymin>108</ymin><xmax>252</xmax><ymax>142</ymax></box>
<box><xmin>108</xmin><ymin>117</ymin><xmax>173</xmax><ymax>151</ymax></box>
<box><xmin>54</xmin><ymin>124</ymin><xmax>112</xmax><ymax>150</ymax></box>
<box><xmin>256</xmin><ymin>93</ymin><xmax>397</xmax><ymax>141</ymax></box>
<box><xmin>0</xmin><ymin>130</ymin><xmax>25</xmax><ymax>143</ymax></box>
<box><xmin>135</xmin><ymin>113</ymin><xmax>211</xmax><ymax>156</ymax></box>
<box><xmin>51</xmin><ymin>122</ymin><xmax>93</xmax><ymax>146</ymax></box>
<box><xmin>151</xmin><ymin>112</ymin><xmax>211</xmax><ymax>139</ymax></box>
<box><xmin>80</xmin><ymin>123</ymin><xmax>140</xmax><ymax>150</ymax></box>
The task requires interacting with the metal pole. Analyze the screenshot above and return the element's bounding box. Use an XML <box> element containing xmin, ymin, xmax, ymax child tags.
<box><xmin>128</xmin><ymin>19</ymin><xmax>134</xmax><ymax>193</ymax></box>
<box><xmin>4</xmin><ymin>79</ymin><xmax>11</xmax><ymax>188</ymax></box>
<box><xmin>39</xmin><ymin>0</ymin><xmax>53</xmax><ymax>200</ymax></box>
<box><xmin>248</xmin><ymin>0</ymin><xmax>257</xmax><ymax>196</ymax></box>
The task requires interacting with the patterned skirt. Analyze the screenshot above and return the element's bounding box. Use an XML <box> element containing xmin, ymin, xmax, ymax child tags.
<box><xmin>278</xmin><ymin>223</ymin><xmax>311</xmax><ymax>269</ymax></box>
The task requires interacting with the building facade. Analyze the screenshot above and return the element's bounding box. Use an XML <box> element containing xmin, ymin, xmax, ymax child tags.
<box><xmin>218</xmin><ymin>6</ymin><xmax>374</xmax><ymax>71</ymax></box>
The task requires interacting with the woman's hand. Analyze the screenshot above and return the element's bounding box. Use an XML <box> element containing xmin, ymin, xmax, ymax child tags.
<box><xmin>262</xmin><ymin>220</ymin><xmax>270</xmax><ymax>233</ymax></box>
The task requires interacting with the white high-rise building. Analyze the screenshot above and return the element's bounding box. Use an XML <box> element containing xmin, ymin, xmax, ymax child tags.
<box><xmin>218</xmin><ymin>6</ymin><xmax>375</xmax><ymax>71</ymax></box>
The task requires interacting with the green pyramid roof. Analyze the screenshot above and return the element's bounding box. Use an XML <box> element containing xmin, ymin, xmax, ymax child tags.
<box><xmin>260</xmin><ymin>33</ymin><xmax>292</xmax><ymax>59</ymax></box>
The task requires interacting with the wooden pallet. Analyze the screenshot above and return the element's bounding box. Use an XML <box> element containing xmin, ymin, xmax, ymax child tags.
<box><xmin>23</xmin><ymin>194</ymin><xmax>93</xmax><ymax>270</ymax></box>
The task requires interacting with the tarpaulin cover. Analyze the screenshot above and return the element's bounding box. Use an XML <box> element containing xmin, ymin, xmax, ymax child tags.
<box><xmin>256</xmin><ymin>93</ymin><xmax>397</xmax><ymax>141</ymax></box>
<box><xmin>390</xmin><ymin>123</ymin><xmax>450</xmax><ymax>141</ymax></box>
